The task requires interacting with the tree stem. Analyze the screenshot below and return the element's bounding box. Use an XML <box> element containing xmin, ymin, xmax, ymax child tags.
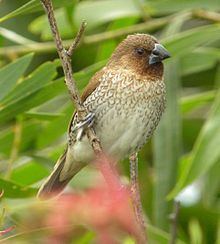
<box><xmin>40</xmin><ymin>0</ymin><xmax>102</xmax><ymax>153</ymax></box>
<box><xmin>169</xmin><ymin>201</ymin><xmax>180</xmax><ymax>244</ymax></box>
<box><xmin>130</xmin><ymin>153</ymin><xmax>147</xmax><ymax>243</ymax></box>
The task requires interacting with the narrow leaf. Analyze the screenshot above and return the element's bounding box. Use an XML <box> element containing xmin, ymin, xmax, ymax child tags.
<box><xmin>180</xmin><ymin>91</ymin><xmax>215</xmax><ymax>114</ymax></box>
<box><xmin>2</xmin><ymin>59</ymin><xmax>60</xmax><ymax>104</ymax></box>
<box><xmin>74</xmin><ymin>0</ymin><xmax>141</xmax><ymax>30</ymax></box>
<box><xmin>168</xmin><ymin>65</ymin><xmax>220</xmax><ymax>199</ymax></box>
<box><xmin>153</xmin><ymin>60</ymin><xmax>181</xmax><ymax>229</ymax></box>
<box><xmin>24</xmin><ymin>111</ymin><xmax>62</xmax><ymax>120</ymax></box>
<box><xmin>0</xmin><ymin>122</ymin><xmax>41</xmax><ymax>156</ymax></box>
<box><xmin>0</xmin><ymin>53</ymin><xmax>33</xmax><ymax>101</ymax></box>
<box><xmin>147</xmin><ymin>0</ymin><xmax>220</xmax><ymax>15</ymax></box>
<box><xmin>0</xmin><ymin>27</ymin><xmax>36</xmax><ymax>45</ymax></box>
<box><xmin>181</xmin><ymin>48</ymin><xmax>220</xmax><ymax>76</ymax></box>
<box><xmin>0</xmin><ymin>78</ymin><xmax>66</xmax><ymax>124</ymax></box>
<box><xmin>0</xmin><ymin>0</ymin><xmax>73</xmax><ymax>23</ymax></box>
<box><xmin>0</xmin><ymin>178</ymin><xmax>37</xmax><ymax>198</ymax></box>
<box><xmin>163</xmin><ymin>24</ymin><xmax>220</xmax><ymax>58</ymax></box>
<box><xmin>153</xmin><ymin>14</ymin><xmax>183</xmax><ymax>230</ymax></box>
<box><xmin>10</xmin><ymin>161</ymin><xmax>49</xmax><ymax>186</ymax></box>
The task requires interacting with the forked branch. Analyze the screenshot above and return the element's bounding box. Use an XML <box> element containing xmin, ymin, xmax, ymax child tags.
<box><xmin>40</xmin><ymin>0</ymin><xmax>102</xmax><ymax>154</ymax></box>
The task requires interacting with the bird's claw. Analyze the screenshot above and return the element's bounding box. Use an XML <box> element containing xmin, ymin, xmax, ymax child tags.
<box><xmin>72</xmin><ymin>112</ymin><xmax>95</xmax><ymax>141</ymax></box>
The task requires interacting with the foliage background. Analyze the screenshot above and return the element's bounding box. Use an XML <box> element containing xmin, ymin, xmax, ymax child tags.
<box><xmin>0</xmin><ymin>0</ymin><xmax>220</xmax><ymax>243</ymax></box>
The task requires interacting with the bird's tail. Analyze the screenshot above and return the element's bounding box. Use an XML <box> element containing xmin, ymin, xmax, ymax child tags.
<box><xmin>37</xmin><ymin>148</ymin><xmax>85</xmax><ymax>199</ymax></box>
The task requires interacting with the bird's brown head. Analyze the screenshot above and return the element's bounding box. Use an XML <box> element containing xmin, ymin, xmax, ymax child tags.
<box><xmin>107</xmin><ymin>33</ymin><xmax>170</xmax><ymax>80</ymax></box>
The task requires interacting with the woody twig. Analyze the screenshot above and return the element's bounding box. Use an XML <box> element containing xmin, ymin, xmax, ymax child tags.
<box><xmin>40</xmin><ymin>0</ymin><xmax>102</xmax><ymax>154</ymax></box>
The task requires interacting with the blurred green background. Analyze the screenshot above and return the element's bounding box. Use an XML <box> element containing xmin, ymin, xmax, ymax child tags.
<box><xmin>0</xmin><ymin>0</ymin><xmax>220</xmax><ymax>243</ymax></box>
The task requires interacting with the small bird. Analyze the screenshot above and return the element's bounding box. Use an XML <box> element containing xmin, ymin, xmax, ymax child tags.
<box><xmin>38</xmin><ymin>33</ymin><xmax>170</xmax><ymax>198</ymax></box>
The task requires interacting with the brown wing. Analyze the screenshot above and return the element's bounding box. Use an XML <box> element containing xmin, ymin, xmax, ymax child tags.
<box><xmin>81</xmin><ymin>68</ymin><xmax>105</xmax><ymax>102</ymax></box>
<box><xmin>68</xmin><ymin>68</ymin><xmax>105</xmax><ymax>134</ymax></box>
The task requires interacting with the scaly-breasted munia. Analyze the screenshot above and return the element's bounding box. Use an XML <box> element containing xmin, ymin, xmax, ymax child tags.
<box><xmin>38</xmin><ymin>33</ymin><xmax>170</xmax><ymax>198</ymax></box>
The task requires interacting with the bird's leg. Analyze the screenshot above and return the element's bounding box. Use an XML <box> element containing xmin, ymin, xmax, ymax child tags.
<box><xmin>72</xmin><ymin>112</ymin><xmax>95</xmax><ymax>141</ymax></box>
<box><xmin>129</xmin><ymin>153</ymin><xmax>147</xmax><ymax>243</ymax></box>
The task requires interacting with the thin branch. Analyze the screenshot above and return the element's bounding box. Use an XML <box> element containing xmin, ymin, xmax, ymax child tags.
<box><xmin>169</xmin><ymin>201</ymin><xmax>180</xmax><ymax>244</ymax></box>
<box><xmin>40</xmin><ymin>0</ymin><xmax>102</xmax><ymax>154</ymax></box>
<box><xmin>129</xmin><ymin>153</ymin><xmax>147</xmax><ymax>243</ymax></box>
<box><xmin>40</xmin><ymin>0</ymin><xmax>82</xmax><ymax>110</ymax></box>
<box><xmin>67</xmin><ymin>20</ymin><xmax>87</xmax><ymax>57</ymax></box>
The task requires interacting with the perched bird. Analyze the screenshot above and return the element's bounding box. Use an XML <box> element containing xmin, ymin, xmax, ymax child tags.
<box><xmin>38</xmin><ymin>33</ymin><xmax>170</xmax><ymax>199</ymax></box>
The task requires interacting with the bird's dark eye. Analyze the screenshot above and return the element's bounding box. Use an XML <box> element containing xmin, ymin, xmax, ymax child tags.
<box><xmin>135</xmin><ymin>47</ymin><xmax>145</xmax><ymax>56</ymax></box>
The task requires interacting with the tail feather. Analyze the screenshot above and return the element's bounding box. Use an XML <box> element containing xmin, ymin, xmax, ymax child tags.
<box><xmin>37</xmin><ymin>148</ymin><xmax>84</xmax><ymax>199</ymax></box>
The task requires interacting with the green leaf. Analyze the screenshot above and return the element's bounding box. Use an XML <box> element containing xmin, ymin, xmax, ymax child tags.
<box><xmin>189</xmin><ymin>219</ymin><xmax>203</xmax><ymax>244</ymax></box>
<box><xmin>153</xmin><ymin>14</ymin><xmax>183</xmax><ymax>230</ymax></box>
<box><xmin>181</xmin><ymin>48</ymin><xmax>220</xmax><ymax>76</ymax></box>
<box><xmin>36</xmin><ymin>104</ymin><xmax>72</xmax><ymax>149</ymax></box>
<box><xmin>0</xmin><ymin>53</ymin><xmax>33</xmax><ymax>101</ymax></box>
<box><xmin>182</xmin><ymin>66</ymin><xmax>217</xmax><ymax>88</ymax></box>
<box><xmin>161</xmin><ymin>12</ymin><xmax>190</xmax><ymax>37</ymax></box>
<box><xmin>182</xmin><ymin>118</ymin><xmax>204</xmax><ymax>153</ymax></box>
<box><xmin>147</xmin><ymin>0</ymin><xmax>220</xmax><ymax>15</ymax></box>
<box><xmin>202</xmin><ymin>161</ymin><xmax>220</xmax><ymax>208</ymax></box>
<box><xmin>180</xmin><ymin>91</ymin><xmax>215</xmax><ymax>114</ymax></box>
<box><xmin>24</xmin><ymin>111</ymin><xmax>62</xmax><ymax>121</ymax></box>
<box><xmin>168</xmin><ymin>66</ymin><xmax>220</xmax><ymax>199</ymax></box>
<box><xmin>153</xmin><ymin>60</ymin><xmax>182</xmax><ymax>229</ymax></box>
<box><xmin>0</xmin><ymin>60</ymin><xmax>105</xmax><ymax>124</ymax></box>
<box><xmin>0</xmin><ymin>27</ymin><xmax>36</xmax><ymax>45</ymax></box>
<box><xmin>29</xmin><ymin>9</ymin><xmax>74</xmax><ymax>40</ymax></box>
<box><xmin>0</xmin><ymin>0</ymin><xmax>73</xmax><ymax>23</ymax></box>
<box><xmin>147</xmin><ymin>224</ymin><xmax>186</xmax><ymax>244</ymax></box>
<box><xmin>0</xmin><ymin>0</ymin><xmax>39</xmax><ymax>23</ymax></box>
<box><xmin>0</xmin><ymin>122</ymin><xmax>41</xmax><ymax>156</ymax></box>
<box><xmin>31</xmin><ymin>94</ymin><xmax>69</xmax><ymax>114</ymax></box>
<box><xmin>74</xmin><ymin>0</ymin><xmax>141</xmax><ymax>30</ymax></box>
<box><xmin>10</xmin><ymin>161</ymin><xmax>49</xmax><ymax>186</ymax></box>
<box><xmin>0</xmin><ymin>178</ymin><xmax>37</xmax><ymax>198</ymax></box>
<box><xmin>2</xmin><ymin>59</ymin><xmax>60</xmax><ymax>104</ymax></box>
<box><xmin>163</xmin><ymin>24</ymin><xmax>220</xmax><ymax>58</ymax></box>
<box><xmin>0</xmin><ymin>78</ymin><xmax>66</xmax><ymax>124</ymax></box>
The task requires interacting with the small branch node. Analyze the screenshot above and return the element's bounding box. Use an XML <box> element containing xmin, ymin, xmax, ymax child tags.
<box><xmin>67</xmin><ymin>20</ymin><xmax>87</xmax><ymax>57</ymax></box>
<box><xmin>40</xmin><ymin>0</ymin><xmax>103</xmax><ymax>155</ymax></box>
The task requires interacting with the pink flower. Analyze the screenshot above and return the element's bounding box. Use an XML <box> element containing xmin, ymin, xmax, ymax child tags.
<box><xmin>44</xmin><ymin>154</ymin><xmax>143</xmax><ymax>243</ymax></box>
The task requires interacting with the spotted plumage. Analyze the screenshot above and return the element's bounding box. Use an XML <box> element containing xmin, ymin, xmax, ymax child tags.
<box><xmin>69</xmin><ymin>69</ymin><xmax>165</xmax><ymax>160</ymax></box>
<box><xmin>38</xmin><ymin>33</ymin><xmax>170</xmax><ymax>199</ymax></box>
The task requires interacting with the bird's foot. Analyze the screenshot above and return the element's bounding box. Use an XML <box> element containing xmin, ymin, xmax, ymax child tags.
<box><xmin>72</xmin><ymin>112</ymin><xmax>95</xmax><ymax>141</ymax></box>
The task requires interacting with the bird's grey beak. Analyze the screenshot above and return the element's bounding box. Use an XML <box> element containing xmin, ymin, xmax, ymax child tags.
<box><xmin>149</xmin><ymin>43</ymin><xmax>171</xmax><ymax>65</ymax></box>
